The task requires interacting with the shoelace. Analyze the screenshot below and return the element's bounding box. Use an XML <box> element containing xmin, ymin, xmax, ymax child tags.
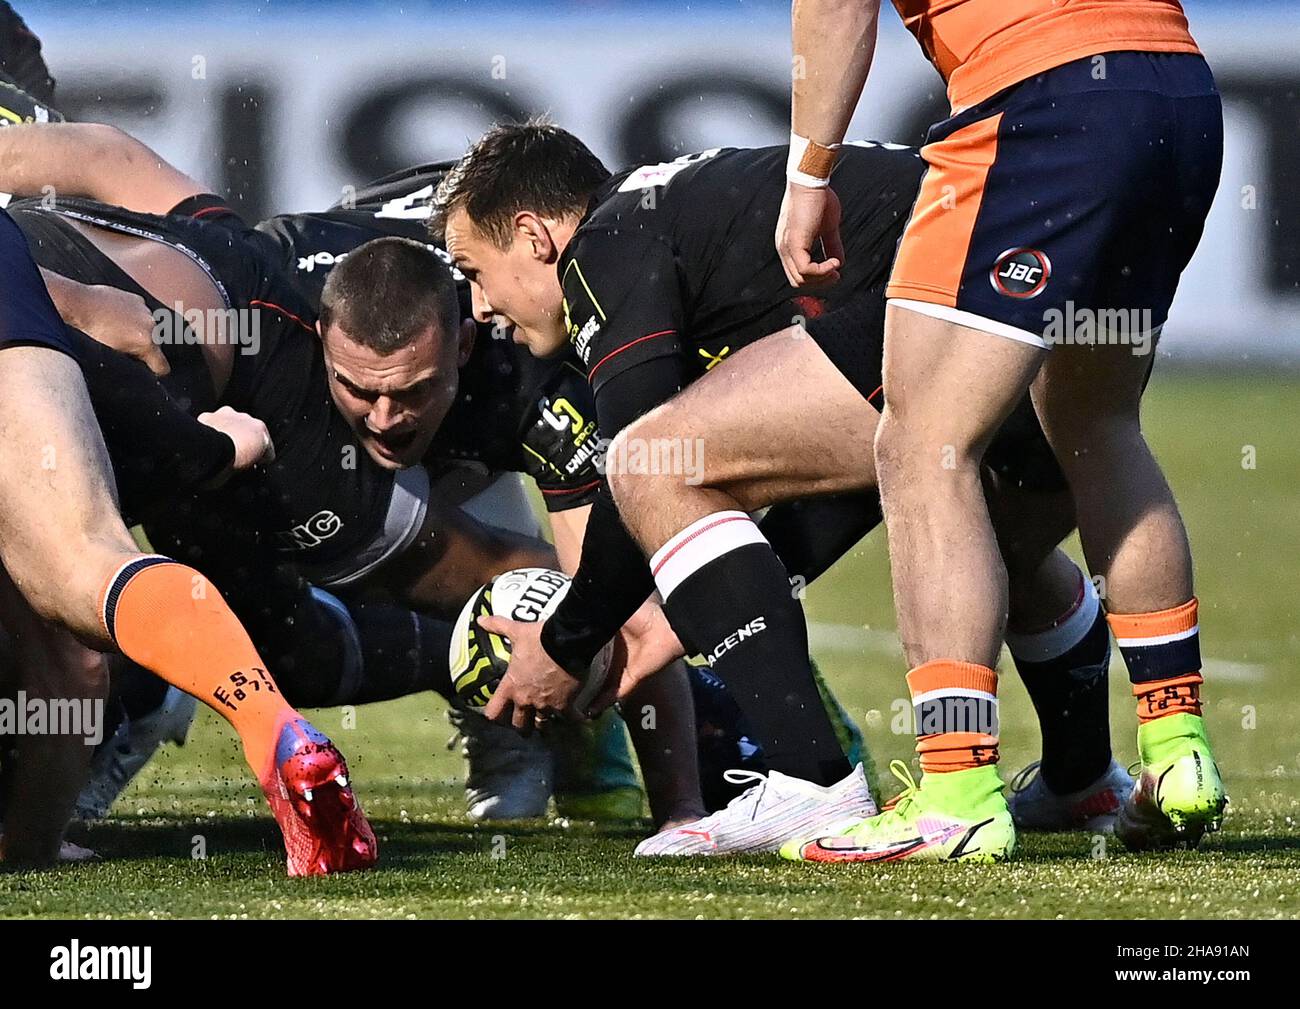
<box><xmin>1009</xmin><ymin>760</ymin><xmax>1042</xmax><ymax>794</ymax></box>
<box><xmin>720</xmin><ymin>770</ymin><xmax>771</xmax><ymax>822</ymax></box>
<box><xmin>879</xmin><ymin>760</ymin><xmax>921</xmax><ymax>817</ymax></box>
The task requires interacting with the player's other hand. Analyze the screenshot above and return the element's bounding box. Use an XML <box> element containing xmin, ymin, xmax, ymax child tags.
<box><xmin>775</xmin><ymin>182</ymin><xmax>844</xmax><ymax>289</ymax></box>
<box><xmin>198</xmin><ymin>406</ymin><xmax>276</xmax><ymax>469</ymax></box>
<box><xmin>587</xmin><ymin>597</ymin><xmax>686</xmax><ymax>715</ymax></box>
<box><xmin>478</xmin><ymin>614</ymin><xmax>582</xmax><ymax>732</ymax></box>
<box><xmin>81</xmin><ymin>285</ymin><xmax>171</xmax><ymax>376</ymax></box>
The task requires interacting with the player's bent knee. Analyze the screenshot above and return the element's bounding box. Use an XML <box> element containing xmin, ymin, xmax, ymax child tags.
<box><xmin>606</xmin><ymin>421</ymin><xmax>679</xmax><ymax>507</ymax></box>
<box><xmin>23</xmin><ymin>629</ymin><xmax>109</xmax><ymax>702</ymax></box>
<box><xmin>13</xmin><ymin>538</ymin><xmax>138</xmax><ymax>637</ymax></box>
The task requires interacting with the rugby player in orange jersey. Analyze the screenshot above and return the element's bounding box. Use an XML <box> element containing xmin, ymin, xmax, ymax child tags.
<box><xmin>777</xmin><ymin>1</ymin><xmax>1226</xmax><ymax>863</ymax></box>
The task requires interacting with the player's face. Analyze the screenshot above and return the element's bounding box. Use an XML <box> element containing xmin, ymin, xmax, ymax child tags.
<box><xmin>320</xmin><ymin>320</ymin><xmax>463</xmax><ymax>470</ymax></box>
<box><xmin>443</xmin><ymin>209</ymin><xmax>569</xmax><ymax>358</ymax></box>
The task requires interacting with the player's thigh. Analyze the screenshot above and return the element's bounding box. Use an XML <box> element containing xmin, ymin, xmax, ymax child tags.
<box><xmin>0</xmin><ymin>348</ymin><xmax>135</xmax><ymax>618</ymax></box>
<box><xmin>1031</xmin><ymin>338</ymin><xmax>1155</xmax><ymax>463</ymax></box>
<box><xmin>879</xmin><ymin>60</ymin><xmax>1218</xmax><ymax>451</ymax></box>
<box><xmin>624</xmin><ymin>327</ymin><xmax>880</xmax><ymax>504</ymax></box>
<box><xmin>880</xmin><ymin>304</ymin><xmax>1043</xmax><ymax>456</ymax></box>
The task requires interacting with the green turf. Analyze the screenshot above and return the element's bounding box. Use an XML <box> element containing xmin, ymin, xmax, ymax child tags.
<box><xmin>2</xmin><ymin>370</ymin><xmax>1298</xmax><ymax>919</ymax></box>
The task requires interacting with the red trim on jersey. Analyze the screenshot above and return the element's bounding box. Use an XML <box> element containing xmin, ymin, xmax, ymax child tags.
<box><xmin>541</xmin><ymin>479</ymin><xmax>602</xmax><ymax>497</ymax></box>
<box><xmin>587</xmin><ymin>329</ymin><xmax>676</xmax><ymax>384</ymax></box>
<box><xmin>190</xmin><ymin>204</ymin><xmax>232</xmax><ymax>219</ymax></box>
<box><xmin>250</xmin><ymin>299</ymin><xmax>314</xmax><ymax>333</ymax></box>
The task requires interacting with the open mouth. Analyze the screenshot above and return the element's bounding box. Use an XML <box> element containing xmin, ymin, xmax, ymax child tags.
<box><xmin>370</xmin><ymin>429</ymin><xmax>418</xmax><ymax>458</ymax></box>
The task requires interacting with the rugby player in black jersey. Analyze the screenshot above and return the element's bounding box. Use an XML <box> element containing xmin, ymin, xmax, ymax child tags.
<box><xmin>0</xmin><ymin>1</ymin><xmax>58</xmax><ymax>129</ymax></box>
<box><xmin>0</xmin><ymin>204</ymin><xmax>379</xmax><ymax>872</ymax></box>
<box><xmin>434</xmin><ymin>122</ymin><xmax>1131</xmax><ymax>853</ymax></box>
<box><xmin>0</xmin><ymin>126</ymin><xmax>749</xmax><ymax>833</ymax></box>
<box><xmin>0</xmin><ymin>119</ymin><xmax>879</xmax><ymax>823</ymax></box>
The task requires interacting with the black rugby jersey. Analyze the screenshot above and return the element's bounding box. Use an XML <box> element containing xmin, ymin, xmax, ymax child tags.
<box><xmin>11</xmin><ymin>197</ymin><xmax>602</xmax><ymax>578</ymax></box>
<box><xmin>173</xmin><ymin>179</ymin><xmax>603</xmax><ymax>511</ymax></box>
<box><xmin>559</xmin><ymin>142</ymin><xmax>923</xmax><ymax>404</ymax></box>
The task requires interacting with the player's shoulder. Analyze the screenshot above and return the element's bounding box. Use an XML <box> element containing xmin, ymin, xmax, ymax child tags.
<box><xmin>593</xmin><ymin>146</ymin><xmax>773</xmax><ymax>218</ymax></box>
<box><xmin>332</xmin><ymin>160</ymin><xmax>454</xmax><ymax>217</ymax></box>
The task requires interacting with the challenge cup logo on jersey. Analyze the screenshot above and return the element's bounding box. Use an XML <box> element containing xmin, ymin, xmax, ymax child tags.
<box><xmin>991</xmin><ymin>248</ymin><xmax>1051</xmax><ymax>299</ymax></box>
<box><xmin>569</xmin><ymin>313</ymin><xmax>601</xmax><ymax>365</ymax></box>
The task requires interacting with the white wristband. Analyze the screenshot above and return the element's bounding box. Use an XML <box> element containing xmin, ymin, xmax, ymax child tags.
<box><xmin>787</xmin><ymin>132</ymin><xmax>840</xmax><ymax>189</ymax></box>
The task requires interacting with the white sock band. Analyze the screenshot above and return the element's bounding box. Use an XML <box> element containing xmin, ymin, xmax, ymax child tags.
<box><xmin>1005</xmin><ymin>572</ymin><xmax>1101</xmax><ymax>663</ymax></box>
<box><xmin>649</xmin><ymin>510</ymin><xmax>767</xmax><ymax>601</ymax></box>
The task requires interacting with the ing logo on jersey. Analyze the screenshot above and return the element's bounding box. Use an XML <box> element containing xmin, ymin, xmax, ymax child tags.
<box><xmin>541</xmin><ymin>396</ymin><xmax>585</xmax><ymax>434</ymax></box>
<box><xmin>276</xmin><ymin>510</ymin><xmax>344</xmax><ymax>551</ymax></box>
<box><xmin>616</xmin><ymin>148</ymin><xmax>723</xmax><ymax>193</ymax></box>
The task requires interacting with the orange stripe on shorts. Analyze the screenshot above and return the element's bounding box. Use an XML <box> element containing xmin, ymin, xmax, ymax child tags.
<box><xmin>886</xmin><ymin>113</ymin><xmax>1003</xmax><ymax>306</ymax></box>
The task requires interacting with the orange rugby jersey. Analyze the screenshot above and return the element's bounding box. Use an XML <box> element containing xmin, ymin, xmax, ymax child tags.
<box><xmin>891</xmin><ymin>0</ymin><xmax>1201</xmax><ymax>110</ymax></box>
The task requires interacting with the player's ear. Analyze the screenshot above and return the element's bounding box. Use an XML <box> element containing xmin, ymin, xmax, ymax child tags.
<box><xmin>457</xmin><ymin>317</ymin><xmax>476</xmax><ymax>366</ymax></box>
<box><xmin>514</xmin><ymin>211</ymin><xmax>555</xmax><ymax>263</ymax></box>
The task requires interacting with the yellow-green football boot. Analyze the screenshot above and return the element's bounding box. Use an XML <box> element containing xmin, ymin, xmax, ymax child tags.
<box><xmin>781</xmin><ymin>760</ymin><xmax>1015</xmax><ymax>864</ymax></box>
<box><xmin>1116</xmin><ymin>712</ymin><xmax>1226</xmax><ymax>850</ymax></box>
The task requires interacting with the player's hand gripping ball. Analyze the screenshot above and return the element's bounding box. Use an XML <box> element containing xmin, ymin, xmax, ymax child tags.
<box><xmin>448</xmin><ymin>568</ymin><xmax>613</xmax><ymax>717</ymax></box>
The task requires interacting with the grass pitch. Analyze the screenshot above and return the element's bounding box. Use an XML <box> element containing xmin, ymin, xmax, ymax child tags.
<box><xmin>2</xmin><ymin>370</ymin><xmax>1298</xmax><ymax>919</ymax></box>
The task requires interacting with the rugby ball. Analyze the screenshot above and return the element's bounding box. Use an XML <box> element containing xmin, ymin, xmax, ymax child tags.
<box><xmin>448</xmin><ymin>567</ymin><xmax>613</xmax><ymax>717</ymax></box>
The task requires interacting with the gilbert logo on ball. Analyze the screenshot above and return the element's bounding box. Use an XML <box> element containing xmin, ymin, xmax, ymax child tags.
<box><xmin>991</xmin><ymin>247</ymin><xmax>1051</xmax><ymax>299</ymax></box>
<box><xmin>448</xmin><ymin>568</ymin><xmax>613</xmax><ymax>716</ymax></box>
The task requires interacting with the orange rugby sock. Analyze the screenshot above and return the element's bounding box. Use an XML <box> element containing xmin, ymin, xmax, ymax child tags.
<box><xmin>907</xmin><ymin>660</ymin><xmax>1000</xmax><ymax>774</ymax></box>
<box><xmin>1107</xmin><ymin>598</ymin><xmax>1203</xmax><ymax>724</ymax></box>
<box><xmin>99</xmin><ymin>556</ymin><xmax>297</xmax><ymax>780</ymax></box>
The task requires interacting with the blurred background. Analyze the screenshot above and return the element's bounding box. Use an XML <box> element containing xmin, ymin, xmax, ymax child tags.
<box><xmin>16</xmin><ymin>0</ymin><xmax>1300</xmax><ymax>362</ymax></box>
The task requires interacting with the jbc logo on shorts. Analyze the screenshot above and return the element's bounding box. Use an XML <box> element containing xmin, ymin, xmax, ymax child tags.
<box><xmin>991</xmin><ymin>248</ymin><xmax>1051</xmax><ymax>299</ymax></box>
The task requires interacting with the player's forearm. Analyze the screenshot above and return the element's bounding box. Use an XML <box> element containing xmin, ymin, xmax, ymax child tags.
<box><xmin>791</xmin><ymin>0</ymin><xmax>881</xmax><ymax>146</ymax></box>
<box><xmin>622</xmin><ymin>659</ymin><xmax>706</xmax><ymax>828</ymax></box>
<box><xmin>541</xmin><ymin>489</ymin><xmax>657</xmax><ymax>673</ymax></box>
<box><xmin>0</xmin><ymin>122</ymin><xmax>203</xmax><ymax>213</ymax></box>
<box><xmin>549</xmin><ymin>504</ymin><xmax>591</xmax><ymax>576</ymax></box>
<box><xmin>0</xmin><ymin>123</ymin><xmax>113</xmax><ymax>201</ymax></box>
<box><xmin>66</xmin><ymin>329</ymin><xmax>238</xmax><ymax>499</ymax></box>
<box><xmin>40</xmin><ymin>269</ymin><xmax>99</xmax><ymax>332</ymax></box>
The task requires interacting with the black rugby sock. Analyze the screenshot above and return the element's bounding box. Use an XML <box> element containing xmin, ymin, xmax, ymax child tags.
<box><xmin>1007</xmin><ymin>579</ymin><xmax>1113</xmax><ymax>794</ymax></box>
<box><xmin>650</xmin><ymin>511</ymin><xmax>850</xmax><ymax>786</ymax></box>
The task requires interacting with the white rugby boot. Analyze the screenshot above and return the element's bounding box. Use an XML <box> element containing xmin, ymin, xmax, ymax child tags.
<box><xmin>76</xmin><ymin>685</ymin><xmax>198</xmax><ymax>820</ymax></box>
<box><xmin>447</xmin><ymin>706</ymin><xmax>552</xmax><ymax>820</ymax></box>
<box><xmin>635</xmin><ymin>763</ymin><xmax>876</xmax><ymax>856</ymax></box>
<box><xmin>1009</xmin><ymin>759</ymin><xmax>1134</xmax><ymax>833</ymax></box>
